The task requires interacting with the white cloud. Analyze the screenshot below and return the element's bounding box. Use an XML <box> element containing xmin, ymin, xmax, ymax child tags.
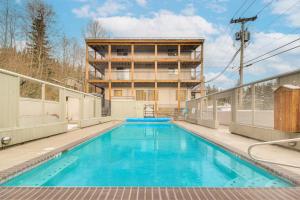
<box><xmin>96</xmin><ymin>0</ymin><xmax>127</xmax><ymax>17</ymax></box>
<box><xmin>72</xmin><ymin>0</ymin><xmax>128</xmax><ymax>18</ymax></box>
<box><xmin>205</xmin><ymin>72</ymin><xmax>235</xmax><ymax>88</ymax></box>
<box><xmin>97</xmin><ymin>10</ymin><xmax>218</xmax><ymax>37</ymax></box>
<box><xmin>270</xmin><ymin>0</ymin><xmax>300</xmax><ymax>27</ymax></box>
<box><xmin>136</xmin><ymin>0</ymin><xmax>147</xmax><ymax>7</ymax></box>
<box><xmin>181</xmin><ymin>3</ymin><xmax>197</xmax><ymax>16</ymax></box>
<box><xmin>205</xmin><ymin>0</ymin><xmax>228</xmax><ymax>13</ymax></box>
<box><xmin>72</xmin><ymin>5</ymin><xmax>92</xmax><ymax>18</ymax></box>
<box><xmin>244</xmin><ymin>32</ymin><xmax>300</xmax><ymax>75</ymax></box>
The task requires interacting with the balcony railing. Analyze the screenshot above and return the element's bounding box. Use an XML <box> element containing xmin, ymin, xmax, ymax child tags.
<box><xmin>88</xmin><ymin>69</ymin><xmax>201</xmax><ymax>81</ymax></box>
<box><xmin>134</xmin><ymin>70</ymin><xmax>155</xmax><ymax>80</ymax></box>
<box><xmin>180</xmin><ymin>69</ymin><xmax>200</xmax><ymax>80</ymax></box>
<box><xmin>157</xmin><ymin>69</ymin><xmax>178</xmax><ymax>80</ymax></box>
<box><xmin>88</xmin><ymin>50</ymin><xmax>202</xmax><ymax>61</ymax></box>
<box><xmin>110</xmin><ymin>70</ymin><xmax>131</xmax><ymax>80</ymax></box>
<box><xmin>180</xmin><ymin>50</ymin><xmax>201</xmax><ymax>61</ymax></box>
<box><xmin>88</xmin><ymin>51</ymin><xmax>108</xmax><ymax>61</ymax></box>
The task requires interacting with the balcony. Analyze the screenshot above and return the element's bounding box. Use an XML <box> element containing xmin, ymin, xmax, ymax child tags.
<box><xmin>88</xmin><ymin>51</ymin><xmax>202</xmax><ymax>62</ymax></box>
<box><xmin>88</xmin><ymin>69</ymin><xmax>201</xmax><ymax>82</ymax></box>
<box><xmin>110</xmin><ymin>70</ymin><xmax>131</xmax><ymax>81</ymax></box>
<box><xmin>88</xmin><ymin>51</ymin><xmax>108</xmax><ymax>62</ymax></box>
<box><xmin>157</xmin><ymin>69</ymin><xmax>178</xmax><ymax>81</ymax></box>
<box><xmin>134</xmin><ymin>70</ymin><xmax>155</xmax><ymax>81</ymax></box>
<box><xmin>180</xmin><ymin>69</ymin><xmax>200</xmax><ymax>81</ymax></box>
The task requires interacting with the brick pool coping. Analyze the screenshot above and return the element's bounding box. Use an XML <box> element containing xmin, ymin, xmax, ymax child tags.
<box><xmin>0</xmin><ymin>187</ymin><xmax>299</xmax><ymax>200</ymax></box>
<box><xmin>0</xmin><ymin>121</ymin><xmax>300</xmax><ymax>199</ymax></box>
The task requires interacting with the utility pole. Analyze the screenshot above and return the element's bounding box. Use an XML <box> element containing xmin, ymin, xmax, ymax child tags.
<box><xmin>230</xmin><ymin>16</ymin><xmax>257</xmax><ymax>86</ymax></box>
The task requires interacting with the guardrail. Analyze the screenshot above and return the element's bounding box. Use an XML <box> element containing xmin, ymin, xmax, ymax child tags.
<box><xmin>248</xmin><ymin>138</ymin><xmax>300</xmax><ymax>168</ymax></box>
<box><xmin>185</xmin><ymin>68</ymin><xmax>300</xmax><ymax>149</ymax></box>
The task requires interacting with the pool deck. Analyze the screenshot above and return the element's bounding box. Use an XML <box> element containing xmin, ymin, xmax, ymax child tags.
<box><xmin>0</xmin><ymin>120</ymin><xmax>300</xmax><ymax>199</ymax></box>
<box><xmin>174</xmin><ymin>121</ymin><xmax>300</xmax><ymax>185</ymax></box>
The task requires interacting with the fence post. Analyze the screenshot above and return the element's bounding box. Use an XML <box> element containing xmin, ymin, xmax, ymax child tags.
<box><xmin>59</xmin><ymin>88</ymin><xmax>66</xmax><ymax>122</ymax></box>
<box><xmin>231</xmin><ymin>89</ymin><xmax>238</xmax><ymax>123</ymax></box>
<box><xmin>79</xmin><ymin>94</ymin><xmax>84</xmax><ymax>126</ymax></box>
<box><xmin>199</xmin><ymin>98</ymin><xmax>203</xmax><ymax>121</ymax></box>
<box><xmin>251</xmin><ymin>84</ymin><xmax>255</xmax><ymax>126</ymax></box>
<box><xmin>213</xmin><ymin>96</ymin><xmax>217</xmax><ymax>122</ymax></box>
<box><xmin>42</xmin><ymin>83</ymin><xmax>45</xmax><ymax>123</ymax></box>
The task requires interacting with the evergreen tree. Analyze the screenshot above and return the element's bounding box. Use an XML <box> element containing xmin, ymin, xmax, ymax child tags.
<box><xmin>25</xmin><ymin>0</ymin><xmax>54</xmax><ymax>80</ymax></box>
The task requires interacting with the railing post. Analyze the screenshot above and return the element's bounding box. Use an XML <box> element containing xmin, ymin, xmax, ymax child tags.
<box><xmin>251</xmin><ymin>84</ymin><xmax>255</xmax><ymax>126</ymax></box>
<box><xmin>231</xmin><ymin>89</ymin><xmax>238</xmax><ymax>123</ymax></box>
<box><xmin>41</xmin><ymin>83</ymin><xmax>46</xmax><ymax>123</ymax></box>
<box><xmin>79</xmin><ymin>94</ymin><xmax>84</xmax><ymax>125</ymax></box>
<box><xmin>59</xmin><ymin>88</ymin><xmax>66</xmax><ymax>122</ymax></box>
<box><xmin>199</xmin><ymin>98</ymin><xmax>203</xmax><ymax>121</ymax></box>
<box><xmin>85</xmin><ymin>43</ymin><xmax>90</xmax><ymax>93</ymax></box>
<box><xmin>213</xmin><ymin>96</ymin><xmax>217</xmax><ymax>121</ymax></box>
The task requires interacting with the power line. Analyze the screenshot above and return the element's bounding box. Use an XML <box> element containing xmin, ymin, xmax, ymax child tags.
<box><xmin>205</xmin><ymin>48</ymin><xmax>241</xmax><ymax>83</ymax></box>
<box><xmin>256</xmin><ymin>0</ymin><xmax>275</xmax><ymax>16</ymax></box>
<box><xmin>245</xmin><ymin>44</ymin><xmax>300</xmax><ymax>68</ymax></box>
<box><xmin>244</xmin><ymin>36</ymin><xmax>300</xmax><ymax>64</ymax></box>
<box><xmin>246</xmin><ymin>27</ymin><xmax>299</xmax><ymax>54</ymax></box>
<box><xmin>264</xmin><ymin>0</ymin><xmax>300</xmax><ymax>29</ymax></box>
<box><xmin>240</xmin><ymin>0</ymin><xmax>257</xmax><ymax>17</ymax></box>
<box><xmin>232</xmin><ymin>0</ymin><xmax>248</xmax><ymax>19</ymax></box>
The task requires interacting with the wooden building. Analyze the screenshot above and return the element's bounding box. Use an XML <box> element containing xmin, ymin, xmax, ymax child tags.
<box><xmin>85</xmin><ymin>38</ymin><xmax>205</xmax><ymax>115</ymax></box>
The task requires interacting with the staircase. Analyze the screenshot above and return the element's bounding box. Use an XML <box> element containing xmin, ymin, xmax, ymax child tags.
<box><xmin>144</xmin><ymin>104</ymin><xmax>155</xmax><ymax>118</ymax></box>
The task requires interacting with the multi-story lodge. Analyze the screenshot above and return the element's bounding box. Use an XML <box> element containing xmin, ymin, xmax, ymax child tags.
<box><xmin>85</xmin><ymin>38</ymin><xmax>204</xmax><ymax>115</ymax></box>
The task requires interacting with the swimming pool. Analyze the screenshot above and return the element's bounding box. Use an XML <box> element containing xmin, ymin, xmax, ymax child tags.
<box><xmin>2</xmin><ymin>122</ymin><xmax>292</xmax><ymax>187</ymax></box>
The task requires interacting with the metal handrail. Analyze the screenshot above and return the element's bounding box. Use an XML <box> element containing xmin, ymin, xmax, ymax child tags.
<box><xmin>248</xmin><ymin>138</ymin><xmax>300</xmax><ymax>168</ymax></box>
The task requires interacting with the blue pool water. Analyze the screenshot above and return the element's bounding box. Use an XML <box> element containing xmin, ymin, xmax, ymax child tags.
<box><xmin>2</xmin><ymin>123</ymin><xmax>292</xmax><ymax>187</ymax></box>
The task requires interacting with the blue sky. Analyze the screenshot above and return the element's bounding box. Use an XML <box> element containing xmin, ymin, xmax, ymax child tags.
<box><xmin>16</xmin><ymin>0</ymin><xmax>300</xmax><ymax>89</ymax></box>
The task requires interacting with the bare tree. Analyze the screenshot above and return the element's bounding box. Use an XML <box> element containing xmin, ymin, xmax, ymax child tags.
<box><xmin>61</xmin><ymin>34</ymin><xmax>70</xmax><ymax>75</ymax></box>
<box><xmin>0</xmin><ymin>0</ymin><xmax>19</xmax><ymax>48</ymax></box>
<box><xmin>83</xmin><ymin>20</ymin><xmax>109</xmax><ymax>38</ymax></box>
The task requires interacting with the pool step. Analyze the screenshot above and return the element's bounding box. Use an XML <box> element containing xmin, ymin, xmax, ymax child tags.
<box><xmin>20</xmin><ymin>156</ymin><xmax>77</xmax><ymax>186</ymax></box>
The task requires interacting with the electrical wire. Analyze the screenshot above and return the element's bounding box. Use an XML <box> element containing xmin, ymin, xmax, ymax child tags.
<box><xmin>232</xmin><ymin>0</ymin><xmax>249</xmax><ymax>19</ymax></box>
<box><xmin>205</xmin><ymin>48</ymin><xmax>241</xmax><ymax>83</ymax></box>
<box><xmin>264</xmin><ymin>0</ymin><xmax>300</xmax><ymax>29</ymax></box>
<box><xmin>245</xmin><ymin>44</ymin><xmax>300</xmax><ymax>68</ymax></box>
<box><xmin>244</xmin><ymin>36</ymin><xmax>300</xmax><ymax>64</ymax></box>
<box><xmin>256</xmin><ymin>0</ymin><xmax>275</xmax><ymax>16</ymax></box>
<box><xmin>240</xmin><ymin>0</ymin><xmax>257</xmax><ymax>17</ymax></box>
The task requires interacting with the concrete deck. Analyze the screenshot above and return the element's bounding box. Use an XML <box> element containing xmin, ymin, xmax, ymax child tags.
<box><xmin>0</xmin><ymin>121</ymin><xmax>121</xmax><ymax>172</ymax></box>
<box><xmin>174</xmin><ymin>121</ymin><xmax>300</xmax><ymax>184</ymax></box>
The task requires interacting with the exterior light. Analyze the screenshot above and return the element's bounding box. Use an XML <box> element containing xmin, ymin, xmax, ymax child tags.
<box><xmin>1</xmin><ymin>136</ymin><xmax>11</xmax><ymax>145</ymax></box>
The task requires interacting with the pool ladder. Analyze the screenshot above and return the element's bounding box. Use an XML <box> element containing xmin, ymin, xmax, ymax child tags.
<box><xmin>247</xmin><ymin>137</ymin><xmax>300</xmax><ymax>168</ymax></box>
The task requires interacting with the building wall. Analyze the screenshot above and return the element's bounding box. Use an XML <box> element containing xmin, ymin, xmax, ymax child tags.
<box><xmin>106</xmin><ymin>87</ymin><xmax>191</xmax><ymax>108</ymax></box>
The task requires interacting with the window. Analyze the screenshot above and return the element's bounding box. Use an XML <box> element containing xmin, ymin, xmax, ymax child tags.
<box><xmin>176</xmin><ymin>90</ymin><xmax>187</xmax><ymax>101</ymax></box>
<box><xmin>136</xmin><ymin>90</ymin><xmax>146</xmax><ymax>101</ymax></box>
<box><xmin>148</xmin><ymin>90</ymin><xmax>155</xmax><ymax>101</ymax></box>
<box><xmin>136</xmin><ymin>90</ymin><xmax>157</xmax><ymax>101</ymax></box>
<box><xmin>168</xmin><ymin>49</ymin><xmax>177</xmax><ymax>56</ymax></box>
<box><xmin>114</xmin><ymin>90</ymin><xmax>122</xmax><ymax>97</ymax></box>
<box><xmin>116</xmin><ymin>48</ymin><xmax>128</xmax><ymax>56</ymax></box>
